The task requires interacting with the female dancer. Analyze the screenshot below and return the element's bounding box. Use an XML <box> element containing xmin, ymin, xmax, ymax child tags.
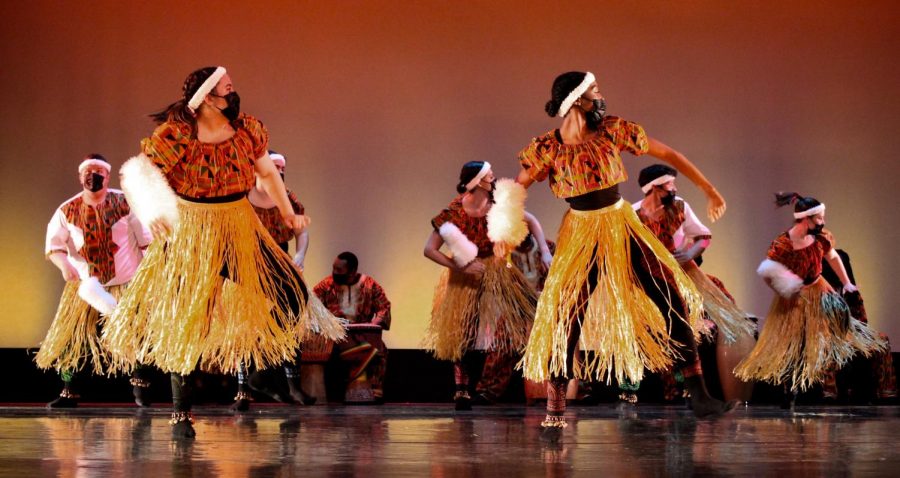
<box><xmin>424</xmin><ymin>161</ymin><xmax>545</xmax><ymax>410</ymax></box>
<box><xmin>104</xmin><ymin>66</ymin><xmax>344</xmax><ymax>437</ymax></box>
<box><xmin>735</xmin><ymin>192</ymin><xmax>884</xmax><ymax>406</ymax></box>
<box><xmin>504</xmin><ymin>71</ymin><xmax>735</xmax><ymax>436</ymax></box>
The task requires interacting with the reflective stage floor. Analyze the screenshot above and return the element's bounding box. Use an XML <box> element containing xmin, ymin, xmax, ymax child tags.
<box><xmin>0</xmin><ymin>404</ymin><xmax>898</xmax><ymax>477</ymax></box>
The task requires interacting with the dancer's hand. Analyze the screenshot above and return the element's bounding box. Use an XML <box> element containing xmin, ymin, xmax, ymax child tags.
<box><xmin>149</xmin><ymin>217</ymin><xmax>173</xmax><ymax>240</ymax></box>
<box><xmin>284</xmin><ymin>213</ymin><xmax>310</xmax><ymax>232</ymax></box>
<box><xmin>493</xmin><ymin>242</ymin><xmax>512</xmax><ymax>258</ymax></box>
<box><xmin>540</xmin><ymin>250</ymin><xmax>553</xmax><ymax>273</ymax></box>
<box><xmin>705</xmin><ymin>187</ymin><xmax>727</xmax><ymax>223</ymax></box>
<box><xmin>60</xmin><ymin>261</ymin><xmax>79</xmax><ymax>282</ymax></box>
<box><xmin>842</xmin><ymin>283</ymin><xmax>858</xmax><ymax>294</ymax></box>
<box><xmin>459</xmin><ymin>260</ymin><xmax>485</xmax><ymax>277</ymax></box>
<box><xmin>292</xmin><ymin>252</ymin><xmax>305</xmax><ymax>271</ymax></box>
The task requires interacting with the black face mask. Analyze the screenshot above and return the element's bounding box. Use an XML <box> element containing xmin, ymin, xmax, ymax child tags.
<box><xmin>332</xmin><ymin>273</ymin><xmax>350</xmax><ymax>285</ymax></box>
<box><xmin>216</xmin><ymin>91</ymin><xmax>241</xmax><ymax>122</ymax></box>
<box><xmin>808</xmin><ymin>224</ymin><xmax>824</xmax><ymax>236</ymax></box>
<box><xmin>660</xmin><ymin>189</ymin><xmax>676</xmax><ymax>206</ymax></box>
<box><xmin>584</xmin><ymin>98</ymin><xmax>607</xmax><ymax>131</ymax></box>
<box><xmin>84</xmin><ymin>172</ymin><xmax>104</xmax><ymax>193</ymax></box>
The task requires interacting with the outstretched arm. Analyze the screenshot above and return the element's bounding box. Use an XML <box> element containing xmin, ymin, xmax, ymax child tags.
<box><xmin>647</xmin><ymin>138</ymin><xmax>726</xmax><ymax>222</ymax></box>
<box><xmin>255</xmin><ymin>154</ymin><xmax>310</xmax><ymax>231</ymax></box>
<box><xmin>825</xmin><ymin>248</ymin><xmax>858</xmax><ymax>293</ymax></box>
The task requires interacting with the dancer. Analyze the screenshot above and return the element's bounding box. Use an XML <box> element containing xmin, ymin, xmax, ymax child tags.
<box><xmin>504</xmin><ymin>71</ymin><xmax>735</xmax><ymax>436</ymax></box>
<box><xmin>631</xmin><ymin>164</ymin><xmax>757</xmax><ymax>403</ymax></box>
<box><xmin>423</xmin><ymin>161</ymin><xmax>543</xmax><ymax>410</ymax></box>
<box><xmin>231</xmin><ymin>150</ymin><xmax>316</xmax><ymax>411</ymax></box>
<box><xmin>38</xmin><ymin>154</ymin><xmax>154</xmax><ymax>408</ymax></box>
<box><xmin>734</xmin><ymin>192</ymin><xmax>885</xmax><ymax>406</ymax></box>
<box><xmin>102</xmin><ymin>66</ymin><xmax>344</xmax><ymax>438</ymax></box>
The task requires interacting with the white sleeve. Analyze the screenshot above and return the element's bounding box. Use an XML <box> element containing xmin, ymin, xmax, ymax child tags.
<box><xmin>45</xmin><ymin>208</ymin><xmax>70</xmax><ymax>256</ymax></box>
<box><xmin>682</xmin><ymin>200</ymin><xmax>711</xmax><ymax>240</ymax></box>
<box><xmin>128</xmin><ymin>213</ymin><xmax>152</xmax><ymax>248</ymax></box>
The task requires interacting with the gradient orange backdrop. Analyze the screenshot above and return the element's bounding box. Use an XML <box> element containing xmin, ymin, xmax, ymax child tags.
<box><xmin>1</xmin><ymin>1</ymin><xmax>897</xmax><ymax>350</ymax></box>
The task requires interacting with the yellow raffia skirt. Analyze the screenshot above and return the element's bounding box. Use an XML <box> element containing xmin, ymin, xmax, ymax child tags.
<box><xmin>103</xmin><ymin>197</ymin><xmax>345</xmax><ymax>376</ymax></box>
<box><xmin>35</xmin><ymin>281</ymin><xmax>124</xmax><ymax>375</ymax></box>
<box><xmin>424</xmin><ymin>256</ymin><xmax>537</xmax><ymax>362</ymax></box>
<box><xmin>682</xmin><ymin>261</ymin><xmax>755</xmax><ymax>344</ymax></box>
<box><xmin>519</xmin><ymin>199</ymin><xmax>704</xmax><ymax>384</ymax></box>
<box><xmin>734</xmin><ymin>276</ymin><xmax>885</xmax><ymax>392</ymax></box>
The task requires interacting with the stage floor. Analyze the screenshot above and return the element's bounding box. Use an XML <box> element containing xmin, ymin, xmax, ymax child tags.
<box><xmin>0</xmin><ymin>404</ymin><xmax>897</xmax><ymax>477</ymax></box>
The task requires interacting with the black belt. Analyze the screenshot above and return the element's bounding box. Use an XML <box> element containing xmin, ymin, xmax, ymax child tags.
<box><xmin>178</xmin><ymin>191</ymin><xmax>248</xmax><ymax>204</ymax></box>
<box><xmin>565</xmin><ymin>185</ymin><xmax>621</xmax><ymax>211</ymax></box>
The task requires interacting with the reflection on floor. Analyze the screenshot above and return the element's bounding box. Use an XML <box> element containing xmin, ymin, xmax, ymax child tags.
<box><xmin>0</xmin><ymin>404</ymin><xmax>898</xmax><ymax>477</ymax></box>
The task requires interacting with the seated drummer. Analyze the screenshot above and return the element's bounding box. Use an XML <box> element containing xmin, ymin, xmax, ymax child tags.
<box><xmin>313</xmin><ymin>251</ymin><xmax>391</xmax><ymax>402</ymax></box>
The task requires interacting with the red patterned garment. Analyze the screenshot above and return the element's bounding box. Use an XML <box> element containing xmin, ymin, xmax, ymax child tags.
<box><xmin>46</xmin><ymin>190</ymin><xmax>149</xmax><ymax>285</ymax></box>
<box><xmin>431</xmin><ymin>197</ymin><xmax>493</xmax><ymax>258</ymax></box>
<box><xmin>313</xmin><ymin>275</ymin><xmax>391</xmax><ymax>330</ymax></box>
<box><xmin>252</xmin><ymin>190</ymin><xmax>305</xmax><ymax>245</ymax></box>
<box><xmin>518</xmin><ymin>116</ymin><xmax>649</xmax><ymax>199</ymax></box>
<box><xmin>141</xmin><ymin>113</ymin><xmax>268</xmax><ymax>198</ymax></box>
<box><xmin>635</xmin><ymin>201</ymin><xmax>687</xmax><ymax>252</ymax></box>
<box><xmin>767</xmin><ymin>231</ymin><xmax>834</xmax><ymax>282</ymax></box>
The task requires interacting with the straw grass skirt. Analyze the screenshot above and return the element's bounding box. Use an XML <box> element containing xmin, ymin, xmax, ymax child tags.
<box><xmin>425</xmin><ymin>255</ymin><xmax>537</xmax><ymax>362</ymax></box>
<box><xmin>103</xmin><ymin>197</ymin><xmax>344</xmax><ymax>376</ymax></box>
<box><xmin>519</xmin><ymin>199</ymin><xmax>704</xmax><ymax>385</ymax></box>
<box><xmin>682</xmin><ymin>261</ymin><xmax>755</xmax><ymax>344</ymax></box>
<box><xmin>35</xmin><ymin>281</ymin><xmax>125</xmax><ymax>374</ymax></box>
<box><xmin>734</xmin><ymin>276</ymin><xmax>885</xmax><ymax>392</ymax></box>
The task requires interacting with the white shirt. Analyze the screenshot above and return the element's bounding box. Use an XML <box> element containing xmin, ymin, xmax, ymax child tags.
<box><xmin>45</xmin><ymin>190</ymin><xmax>151</xmax><ymax>286</ymax></box>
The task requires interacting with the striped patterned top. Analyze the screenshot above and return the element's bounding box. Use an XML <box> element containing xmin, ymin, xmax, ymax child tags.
<box><xmin>141</xmin><ymin>114</ymin><xmax>269</xmax><ymax>198</ymax></box>
<box><xmin>518</xmin><ymin>116</ymin><xmax>649</xmax><ymax>199</ymax></box>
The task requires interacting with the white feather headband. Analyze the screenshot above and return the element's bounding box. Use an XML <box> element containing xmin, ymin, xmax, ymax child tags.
<box><xmin>465</xmin><ymin>161</ymin><xmax>492</xmax><ymax>191</ymax></box>
<box><xmin>640</xmin><ymin>174</ymin><xmax>676</xmax><ymax>194</ymax></box>
<box><xmin>187</xmin><ymin>66</ymin><xmax>227</xmax><ymax>112</ymax></box>
<box><xmin>794</xmin><ymin>204</ymin><xmax>825</xmax><ymax>219</ymax></box>
<box><xmin>270</xmin><ymin>153</ymin><xmax>286</xmax><ymax>167</ymax></box>
<box><xmin>557</xmin><ymin>72</ymin><xmax>595</xmax><ymax>117</ymax></box>
<box><xmin>78</xmin><ymin>159</ymin><xmax>111</xmax><ymax>174</ymax></box>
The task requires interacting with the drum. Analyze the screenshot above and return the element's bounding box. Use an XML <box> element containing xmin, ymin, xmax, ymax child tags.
<box><xmin>716</xmin><ymin>317</ymin><xmax>757</xmax><ymax>402</ymax></box>
<box><xmin>300</xmin><ymin>334</ymin><xmax>335</xmax><ymax>364</ymax></box>
<box><xmin>300</xmin><ymin>334</ymin><xmax>335</xmax><ymax>404</ymax></box>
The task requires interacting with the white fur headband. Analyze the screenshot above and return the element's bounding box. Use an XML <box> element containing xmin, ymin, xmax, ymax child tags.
<box><xmin>78</xmin><ymin>159</ymin><xmax>111</xmax><ymax>174</ymax></box>
<box><xmin>794</xmin><ymin>204</ymin><xmax>825</xmax><ymax>219</ymax></box>
<box><xmin>187</xmin><ymin>66</ymin><xmax>227</xmax><ymax>112</ymax></box>
<box><xmin>465</xmin><ymin>162</ymin><xmax>492</xmax><ymax>191</ymax></box>
<box><xmin>270</xmin><ymin>153</ymin><xmax>286</xmax><ymax>167</ymax></box>
<box><xmin>557</xmin><ymin>72</ymin><xmax>595</xmax><ymax>117</ymax></box>
<box><xmin>641</xmin><ymin>174</ymin><xmax>676</xmax><ymax>194</ymax></box>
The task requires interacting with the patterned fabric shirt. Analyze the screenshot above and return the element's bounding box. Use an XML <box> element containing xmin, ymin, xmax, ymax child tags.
<box><xmin>141</xmin><ymin>114</ymin><xmax>269</xmax><ymax>198</ymax></box>
<box><xmin>252</xmin><ymin>189</ymin><xmax>305</xmax><ymax>245</ymax></box>
<box><xmin>518</xmin><ymin>116</ymin><xmax>649</xmax><ymax>199</ymax></box>
<box><xmin>767</xmin><ymin>231</ymin><xmax>834</xmax><ymax>283</ymax></box>
<box><xmin>511</xmin><ymin>239</ymin><xmax>556</xmax><ymax>292</ymax></box>
<box><xmin>45</xmin><ymin>190</ymin><xmax>150</xmax><ymax>285</ymax></box>
<box><xmin>313</xmin><ymin>275</ymin><xmax>392</xmax><ymax>330</ymax></box>
<box><xmin>633</xmin><ymin>198</ymin><xmax>711</xmax><ymax>252</ymax></box>
<box><xmin>431</xmin><ymin>197</ymin><xmax>493</xmax><ymax>258</ymax></box>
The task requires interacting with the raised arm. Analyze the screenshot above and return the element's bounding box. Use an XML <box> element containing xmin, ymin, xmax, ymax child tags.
<box><xmin>255</xmin><ymin>153</ymin><xmax>309</xmax><ymax>231</ymax></box>
<box><xmin>647</xmin><ymin>138</ymin><xmax>726</xmax><ymax>222</ymax></box>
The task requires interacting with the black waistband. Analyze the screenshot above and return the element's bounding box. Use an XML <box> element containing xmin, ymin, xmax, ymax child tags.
<box><xmin>565</xmin><ymin>185</ymin><xmax>621</xmax><ymax>211</ymax></box>
<box><xmin>178</xmin><ymin>191</ymin><xmax>248</xmax><ymax>204</ymax></box>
